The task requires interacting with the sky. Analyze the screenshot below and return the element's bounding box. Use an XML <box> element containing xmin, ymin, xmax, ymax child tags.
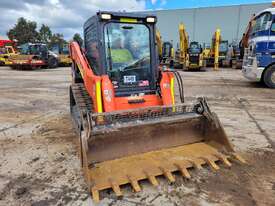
<box><xmin>0</xmin><ymin>0</ymin><xmax>271</xmax><ymax>40</ymax></box>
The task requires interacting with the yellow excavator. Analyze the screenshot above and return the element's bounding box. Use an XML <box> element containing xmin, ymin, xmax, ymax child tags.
<box><xmin>156</xmin><ymin>30</ymin><xmax>174</xmax><ymax>66</ymax></box>
<box><xmin>175</xmin><ymin>23</ymin><xmax>188</xmax><ymax>69</ymax></box>
<box><xmin>69</xmin><ymin>11</ymin><xmax>245</xmax><ymax>202</ymax></box>
<box><xmin>202</xmin><ymin>43</ymin><xmax>211</xmax><ymax>60</ymax></box>
<box><xmin>176</xmin><ymin>23</ymin><xmax>204</xmax><ymax>70</ymax></box>
<box><xmin>206</xmin><ymin>29</ymin><xmax>221</xmax><ymax>70</ymax></box>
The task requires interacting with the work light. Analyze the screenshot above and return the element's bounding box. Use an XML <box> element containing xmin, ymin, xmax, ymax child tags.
<box><xmin>146</xmin><ymin>17</ymin><xmax>155</xmax><ymax>23</ymax></box>
<box><xmin>101</xmin><ymin>14</ymin><xmax>111</xmax><ymax>20</ymax></box>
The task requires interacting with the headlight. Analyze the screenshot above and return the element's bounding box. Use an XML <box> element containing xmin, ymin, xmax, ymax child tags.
<box><xmin>146</xmin><ymin>17</ymin><xmax>156</xmax><ymax>23</ymax></box>
<box><xmin>101</xmin><ymin>13</ymin><xmax>111</xmax><ymax>20</ymax></box>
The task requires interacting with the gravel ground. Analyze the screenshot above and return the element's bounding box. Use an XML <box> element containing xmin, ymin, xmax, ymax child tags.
<box><xmin>0</xmin><ymin>66</ymin><xmax>274</xmax><ymax>206</ymax></box>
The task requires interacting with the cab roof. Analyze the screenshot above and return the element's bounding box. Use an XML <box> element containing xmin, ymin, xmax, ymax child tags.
<box><xmin>84</xmin><ymin>11</ymin><xmax>156</xmax><ymax>29</ymax></box>
<box><xmin>255</xmin><ymin>7</ymin><xmax>275</xmax><ymax>17</ymax></box>
<box><xmin>97</xmin><ymin>11</ymin><xmax>156</xmax><ymax>19</ymax></box>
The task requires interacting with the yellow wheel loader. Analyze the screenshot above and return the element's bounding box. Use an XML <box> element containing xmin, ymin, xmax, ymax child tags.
<box><xmin>0</xmin><ymin>46</ymin><xmax>17</xmax><ymax>66</ymax></box>
<box><xmin>69</xmin><ymin>11</ymin><xmax>245</xmax><ymax>202</ymax></box>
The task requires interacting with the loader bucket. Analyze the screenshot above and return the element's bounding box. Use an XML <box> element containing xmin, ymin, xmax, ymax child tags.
<box><xmin>70</xmin><ymin>85</ymin><xmax>244</xmax><ymax>202</ymax></box>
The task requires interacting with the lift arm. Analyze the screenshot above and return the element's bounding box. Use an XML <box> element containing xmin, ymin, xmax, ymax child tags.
<box><xmin>69</xmin><ymin>41</ymin><xmax>103</xmax><ymax>113</ymax></box>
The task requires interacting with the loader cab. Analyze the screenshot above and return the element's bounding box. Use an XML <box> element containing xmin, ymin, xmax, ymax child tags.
<box><xmin>84</xmin><ymin>12</ymin><xmax>158</xmax><ymax>97</ymax></box>
<box><xmin>0</xmin><ymin>46</ymin><xmax>15</xmax><ymax>56</ymax></box>
<box><xmin>202</xmin><ymin>43</ymin><xmax>211</xmax><ymax>57</ymax></box>
<box><xmin>219</xmin><ymin>40</ymin><xmax>229</xmax><ymax>58</ymax></box>
<box><xmin>51</xmin><ymin>44</ymin><xmax>70</xmax><ymax>55</ymax></box>
<box><xmin>161</xmin><ymin>41</ymin><xmax>174</xmax><ymax>66</ymax></box>
<box><xmin>188</xmin><ymin>41</ymin><xmax>202</xmax><ymax>65</ymax></box>
<box><xmin>1</xmin><ymin>46</ymin><xmax>15</xmax><ymax>55</ymax></box>
<box><xmin>20</xmin><ymin>43</ymin><xmax>48</xmax><ymax>58</ymax></box>
<box><xmin>189</xmin><ymin>41</ymin><xmax>202</xmax><ymax>55</ymax></box>
<box><xmin>162</xmin><ymin>41</ymin><xmax>173</xmax><ymax>58</ymax></box>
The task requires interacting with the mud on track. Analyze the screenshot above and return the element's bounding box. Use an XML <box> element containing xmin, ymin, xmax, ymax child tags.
<box><xmin>0</xmin><ymin>66</ymin><xmax>274</xmax><ymax>206</ymax></box>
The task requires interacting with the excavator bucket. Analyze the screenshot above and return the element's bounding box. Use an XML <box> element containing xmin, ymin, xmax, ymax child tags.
<box><xmin>70</xmin><ymin>84</ymin><xmax>244</xmax><ymax>202</ymax></box>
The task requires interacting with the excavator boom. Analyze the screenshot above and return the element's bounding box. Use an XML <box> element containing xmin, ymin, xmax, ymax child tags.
<box><xmin>178</xmin><ymin>23</ymin><xmax>189</xmax><ymax>67</ymax></box>
<box><xmin>213</xmin><ymin>29</ymin><xmax>221</xmax><ymax>70</ymax></box>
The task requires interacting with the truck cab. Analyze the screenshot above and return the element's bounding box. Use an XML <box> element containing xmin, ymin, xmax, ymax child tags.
<box><xmin>242</xmin><ymin>8</ymin><xmax>275</xmax><ymax>88</ymax></box>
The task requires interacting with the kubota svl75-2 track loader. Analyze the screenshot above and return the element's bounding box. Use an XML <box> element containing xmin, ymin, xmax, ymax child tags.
<box><xmin>69</xmin><ymin>11</ymin><xmax>244</xmax><ymax>202</ymax></box>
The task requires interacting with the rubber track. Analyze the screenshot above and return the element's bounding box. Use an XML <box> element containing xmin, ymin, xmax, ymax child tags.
<box><xmin>71</xmin><ymin>83</ymin><xmax>93</xmax><ymax>115</ymax></box>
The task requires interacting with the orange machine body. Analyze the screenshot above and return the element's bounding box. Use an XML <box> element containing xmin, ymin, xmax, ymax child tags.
<box><xmin>70</xmin><ymin>42</ymin><xmax>175</xmax><ymax>113</ymax></box>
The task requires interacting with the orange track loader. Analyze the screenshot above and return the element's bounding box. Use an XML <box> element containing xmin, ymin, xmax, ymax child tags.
<box><xmin>69</xmin><ymin>11</ymin><xmax>244</xmax><ymax>202</ymax></box>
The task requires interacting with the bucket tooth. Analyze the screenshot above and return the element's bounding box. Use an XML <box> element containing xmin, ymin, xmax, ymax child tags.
<box><xmin>215</xmin><ymin>154</ymin><xmax>232</xmax><ymax>167</ymax></box>
<box><xmin>203</xmin><ymin>157</ymin><xmax>220</xmax><ymax>171</ymax></box>
<box><xmin>232</xmin><ymin>153</ymin><xmax>246</xmax><ymax>164</ymax></box>
<box><xmin>91</xmin><ymin>188</ymin><xmax>99</xmax><ymax>203</ymax></box>
<box><xmin>160</xmin><ymin>168</ymin><xmax>175</xmax><ymax>182</ymax></box>
<box><xmin>128</xmin><ymin>177</ymin><xmax>141</xmax><ymax>192</ymax></box>
<box><xmin>175</xmin><ymin>164</ymin><xmax>191</xmax><ymax>179</ymax></box>
<box><xmin>146</xmin><ymin>173</ymin><xmax>159</xmax><ymax>186</ymax></box>
<box><xmin>110</xmin><ymin>181</ymin><xmax>123</xmax><ymax>197</ymax></box>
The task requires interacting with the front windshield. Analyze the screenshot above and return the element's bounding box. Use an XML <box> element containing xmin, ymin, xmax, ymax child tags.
<box><xmin>26</xmin><ymin>45</ymin><xmax>47</xmax><ymax>55</ymax></box>
<box><xmin>251</xmin><ymin>12</ymin><xmax>272</xmax><ymax>34</ymax></box>
<box><xmin>104</xmin><ymin>22</ymin><xmax>151</xmax><ymax>87</ymax></box>
<box><xmin>163</xmin><ymin>43</ymin><xmax>171</xmax><ymax>56</ymax></box>
<box><xmin>51</xmin><ymin>45</ymin><xmax>59</xmax><ymax>55</ymax></box>
<box><xmin>204</xmin><ymin>43</ymin><xmax>210</xmax><ymax>49</ymax></box>
<box><xmin>51</xmin><ymin>45</ymin><xmax>69</xmax><ymax>55</ymax></box>
<box><xmin>189</xmin><ymin>43</ymin><xmax>200</xmax><ymax>54</ymax></box>
<box><xmin>30</xmin><ymin>45</ymin><xmax>42</xmax><ymax>55</ymax></box>
<box><xmin>19</xmin><ymin>44</ymin><xmax>29</xmax><ymax>55</ymax></box>
<box><xmin>219</xmin><ymin>42</ymin><xmax>228</xmax><ymax>53</ymax></box>
<box><xmin>62</xmin><ymin>46</ymin><xmax>69</xmax><ymax>55</ymax></box>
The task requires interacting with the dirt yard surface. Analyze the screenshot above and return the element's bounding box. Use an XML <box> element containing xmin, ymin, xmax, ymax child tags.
<box><xmin>0</xmin><ymin>66</ymin><xmax>274</xmax><ymax>206</ymax></box>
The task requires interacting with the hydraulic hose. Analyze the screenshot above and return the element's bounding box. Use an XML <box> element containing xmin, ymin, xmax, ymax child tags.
<box><xmin>170</xmin><ymin>70</ymin><xmax>185</xmax><ymax>103</ymax></box>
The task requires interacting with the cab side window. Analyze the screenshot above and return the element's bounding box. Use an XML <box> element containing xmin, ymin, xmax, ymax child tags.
<box><xmin>252</xmin><ymin>12</ymin><xmax>272</xmax><ymax>34</ymax></box>
<box><xmin>85</xmin><ymin>21</ymin><xmax>100</xmax><ymax>74</ymax></box>
<box><xmin>261</xmin><ymin>13</ymin><xmax>271</xmax><ymax>30</ymax></box>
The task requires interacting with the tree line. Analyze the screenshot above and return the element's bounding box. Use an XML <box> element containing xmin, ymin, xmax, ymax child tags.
<box><xmin>7</xmin><ymin>17</ymin><xmax>83</xmax><ymax>48</ymax></box>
